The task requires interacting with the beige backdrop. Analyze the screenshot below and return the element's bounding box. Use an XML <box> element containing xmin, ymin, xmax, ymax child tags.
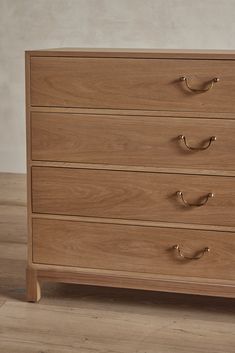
<box><xmin>0</xmin><ymin>0</ymin><xmax>234</xmax><ymax>172</ymax></box>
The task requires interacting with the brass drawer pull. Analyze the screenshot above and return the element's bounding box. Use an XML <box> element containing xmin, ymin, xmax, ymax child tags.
<box><xmin>172</xmin><ymin>244</ymin><xmax>210</xmax><ymax>260</ymax></box>
<box><xmin>178</xmin><ymin>135</ymin><xmax>216</xmax><ymax>151</ymax></box>
<box><xmin>176</xmin><ymin>191</ymin><xmax>214</xmax><ymax>207</ymax></box>
<box><xmin>180</xmin><ymin>76</ymin><xmax>219</xmax><ymax>93</ymax></box>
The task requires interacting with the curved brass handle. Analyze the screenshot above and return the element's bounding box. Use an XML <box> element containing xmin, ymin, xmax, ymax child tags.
<box><xmin>172</xmin><ymin>244</ymin><xmax>210</xmax><ymax>260</ymax></box>
<box><xmin>178</xmin><ymin>135</ymin><xmax>216</xmax><ymax>151</ymax></box>
<box><xmin>176</xmin><ymin>191</ymin><xmax>214</xmax><ymax>207</ymax></box>
<box><xmin>180</xmin><ymin>76</ymin><xmax>219</xmax><ymax>93</ymax></box>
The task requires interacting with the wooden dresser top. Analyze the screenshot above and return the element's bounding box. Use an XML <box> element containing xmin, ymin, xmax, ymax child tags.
<box><xmin>26</xmin><ymin>48</ymin><xmax>235</xmax><ymax>60</ymax></box>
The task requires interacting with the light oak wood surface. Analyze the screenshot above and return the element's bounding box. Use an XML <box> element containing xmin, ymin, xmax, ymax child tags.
<box><xmin>26</xmin><ymin>267</ymin><xmax>41</xmax><ymax>302</ymax></box>
<box><xmin>0</xmin><ymin>172</ymin><xmax>26</xmax><ymax>207</ymax></box>
<box><xmin>32</xmin><ymin>166</ymin><xmax>235</xmax><ymax>227</ymax></box>
<box><xmin>32</xmin><ymin>212</ymin><xmax>235</xmax><ymax>233</ymax></box>
<box><xmin>1</xmin><ymin>300</ymin><xmax>235</xmax><ymax>353</ymax></box>
<box><xmin>32</xmin><ymin>218</ymin><xmax>235</xmax><ymax>281</ymax></box>
<box><xmin>34</xmin><ymin>265</ymin><xmax>235</xmax><ymax>298</ymax></box>
<box><xmin>30</xmin><ymin>57</ymin><xmax>235</xmax><ymax>113</ymax></box>
<box><xmin>26</xmin><ymin>49</ymin><xmax>235</xmax><ymax>300</ymax></box>
<box><xmin>31</xmin><ymin>113</ymin><xmax>235</xmax><ymax>172</ymax></box>
<box><xmin>30</xmin><ymin>160</ymin><xmax>235</xmax><ymax>178</ymax></box>
<box><xmin>29</xmin><ymin>106</ymin><xmax>235</xmax><ymax>120</ymax></box>
<box><xmin>0</xmin><ymin>172</ymin><xmax>235</xmax><ymax>353</ymax></box>
<box><xmin>27</xmin><ymin>47</ymin><xmax>235</xmax><ymax>59</ymax></box>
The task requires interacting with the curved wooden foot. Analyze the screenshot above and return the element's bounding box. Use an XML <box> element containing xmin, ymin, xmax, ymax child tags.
<box><xmin>26</xmin><ymin>267</ymin><xmax>41</xmax><ymax>302</ymax></box>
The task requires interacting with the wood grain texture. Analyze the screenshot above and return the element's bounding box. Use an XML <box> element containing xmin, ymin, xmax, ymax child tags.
<box><xmin>30</xmin><ymin>57</ymin><xmax>235</xmax><ymax>113</ymax></box>
<box><xmin>0</xmin><ymin>173</ymin><xmax>26</xmax><ymax>244</ymax></box>
<box><xmin>36</xmin><ymin>266</ymin><xmax>235</xmax><ymax>298</ymax></box>
<box><xmin>31</xmin><ymin>112</ymin><xmax>235</xmax><ymax>172</ymax></box>
<box><xmin>29</xmin><ymin>106</ymin><xmax>235</xmax><ymax>120</ymax></box>
<box><xmin>30</xmin><ymin>160</ymin><xmax>235</xmax><ymax>178</ymax></box>
<box><xmin>32</xmin><ymin>167</ymin><xmax>235</xmax><ymax>227</ymax></box>
<box><xmin>1</xmin><ymin>300</ymin><xmax>235</xmax><ymax>353</ymax></box>
<box><xmin>26</xmin><ymin>51</ymin><xmax>33</xmax><ymax>265</ymax></box>
<box><xmin>0</xmin><ymin>172</ymin><xmax>26</xmax><ymax>207</ymax></box>
<box><xmin>26</xmin><ymin>267</ymin><xmax>41</xmax><ymax>302</ymax></box>
<box><xmin>0</xmin><ymin>206</ymin><xmax>26</xmax><ymax>244</ymax></box>
<box><xmin>26</xmin><ymin>49</ymin><xmax>235</xmax><ymax>300</ymax></box>
<box><xmin>32</xmin><ymin>212</ymin><xmax>235</xmax><ymax>233</ymax></box>
<box><xmin>33</xmin><ymin>218</ymin><xmax>235</xmax><ymax>281</ymax></box>
<box><xmin>2</xmin><ymin>172</ymin><xmax>235</xmax><ymax>353</ymax></box>
<box><xmin>27</xmin><ymin>47</ymin><xmax>235</xmax><ymax>59</ymax></box>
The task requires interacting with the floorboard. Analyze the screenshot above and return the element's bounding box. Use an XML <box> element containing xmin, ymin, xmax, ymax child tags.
<box><xmin>0</xmin><ymin>300</ymin><xmax>235</xmax><ymax>353</ymax></box>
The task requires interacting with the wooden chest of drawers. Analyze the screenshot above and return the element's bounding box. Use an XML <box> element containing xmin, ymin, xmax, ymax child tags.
<box><xmin>26</xmin><ymin>49</ymin><xmax>235</xmax><ymax>301</ymax></box>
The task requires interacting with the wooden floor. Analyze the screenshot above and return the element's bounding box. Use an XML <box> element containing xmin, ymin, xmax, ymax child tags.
<box><xmin>0</xmin><ymin>173</ymin><xmax>235</xmax><ymax>353</ymax></box>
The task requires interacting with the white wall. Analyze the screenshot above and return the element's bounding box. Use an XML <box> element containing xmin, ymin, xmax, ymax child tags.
<box><xmin>0</xmin><ymin>0</ymin><xmax>235</xmax><ymax>173</ymax></box>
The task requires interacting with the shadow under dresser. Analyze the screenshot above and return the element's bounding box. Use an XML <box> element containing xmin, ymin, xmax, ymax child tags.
<box><xmin>26</xmin><ymin>48</ymin><xmax>235</xmax><ymax>301</ymax></box>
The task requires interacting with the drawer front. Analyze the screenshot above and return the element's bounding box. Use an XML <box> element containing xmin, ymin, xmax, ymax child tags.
<box><xmin>32</xmin><ymin>167</ymin><xmax>235</xmax><ymax>227</ymax></box>
<box><xmin>32</xmin><ymin>218</ymin><xmax>235</xmax><ymax>281</ymax></box>
<box><xmin>31</xmin><ymin>57</ymin><xmax>235</xmax><ymax>113</ymax></box>
<box><xmin>31</xmin><ymin>112</ymin><xmax>235</xmax><ymax>172</ymax></box>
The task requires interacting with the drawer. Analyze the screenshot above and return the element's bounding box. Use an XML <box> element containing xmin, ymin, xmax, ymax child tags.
<box><xmin>31</xmin><ymin>112</ymin><xmax>235</xmax><ymax>172</ymax></box>
<box><xmin>31</xmin><ymin>57</ymin><xmax>235</xmax><ymax>113</ymax></box>
<box><xmin>32</xmin><ymin>167</ymin><xmax>235</xmax><ymax>227</ymax></box>
<box><xmin>32</xmin><ymin>218</ymin><xmax>235</xmax><ymax>281</ymax></box>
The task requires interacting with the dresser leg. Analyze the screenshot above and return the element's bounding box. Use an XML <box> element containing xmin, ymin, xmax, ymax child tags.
<box><xmin>26</xmin><ymin>267</ymin><xmax>41</xmax><ymax>302</ymax></box>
